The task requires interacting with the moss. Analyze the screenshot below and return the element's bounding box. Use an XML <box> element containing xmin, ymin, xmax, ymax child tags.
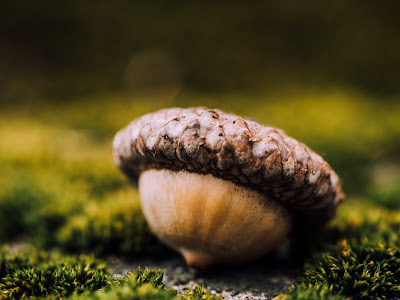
<box><xmin>0</xmin><ymin>175</ymin><xmax>86</xmax><ymax>248</ymax></box>
<box><xmin>55</xmin><ymin>189</ymin><xmax>170</xmax><ymax>257</ymax></box>
<box><xmin>68</xmin><ymin>283</ymin><xmax>177</xmax><ymax>300</ymax></box>
<box><xmin>369</xmin><ymin>179</ymin><xmax>400</xmax><ymax>210</ymax></box>
<box><xmin>0</xmin><ymin>249</ymin><xmax>111</xmax><ymax>298</ymax></box>
<box><xmin>282</xmin><ymin>199</ymin><xmax>400</xmax><ymax>300</ymax></box>
<box><xmin>0</xmin><ymin>183</ymin><xmax>46</xmax><ymax>242</ymax></box>
<box><xmin>0</xmin><ymin>169</ymin><xmax>166</xmax><ymax>257</ymax></box>
<box><xmin>297</xmin><ymin>239</ymin><xmax>400</xmax><ymax>299</ymax></box>
<box><xmin>277</xmin><ymin>283</ymin><xmax>345</xmax><ymax>300</ymax></box>
<box><xmin>68</xmin><ymin>268</ymin><xmax>222</xmax><ymax>300</ymax></box>
<box><xmin>0</xmin><ymin>93</ymin><xmax>400</xmax><ymax>298</ymax></box>
<box><xmin>0</xmin><ymin>248</ymin><xmax>219</xmax><ymax>300</ymax></box>
<box><xmin>179</xmin><ymin>286</ymin><xmax>221</xmax><ymax>300</ymax></box>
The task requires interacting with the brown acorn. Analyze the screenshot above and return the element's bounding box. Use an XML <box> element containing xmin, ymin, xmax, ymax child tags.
<box><xmin>113</xmin><ymin>107</ymin><xmax>345</xmax><ymax>269</ymax></box>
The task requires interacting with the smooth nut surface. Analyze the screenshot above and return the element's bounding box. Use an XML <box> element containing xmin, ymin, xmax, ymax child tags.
<box><xmin>139</xmin><ymin>169</ymin><xmax>292</xmax><ymax>269</ymax></box>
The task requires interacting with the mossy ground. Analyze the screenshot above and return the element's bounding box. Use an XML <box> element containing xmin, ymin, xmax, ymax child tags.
<box><xmin>1</xmin><ymin>91</ymin><xmax>399</xmax><ymax>299</ymax></box>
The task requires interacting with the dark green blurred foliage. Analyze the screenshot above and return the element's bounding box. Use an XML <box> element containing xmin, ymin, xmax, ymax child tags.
<box><xmin>1</xmin><ymin>1</ymin><xmax>400</xmax><ymax>101</ymax></box>
<box><xmin>0</xmin><ymin>183</ymin><xmax>46</xmax><ymax>242</ymax></box>
<box><xmin>371</xmin><ymin>189</ymin><xmax>400</xmax><ymax>210</ymax></box>
<box><xmin>0</xmin><ymin>177</ymin><xmax>83</xmax><ymax>247</ymax></box>
<box><xmin>0</xmin><ymin>181</ymin><xmax>67</xmax><ymax>246</ymax></box>
<box><xmin>66</xmin><ymin>166</ymin><xmax>126</xmax><ymax>198</ymax></box>
<box><xmin>369</xmin><ymin>181</ymin><xmax>400</xmax><ymax>210</ymax></box>
<box><xmin>0</xmin><ymin>172</ymin><xmax>167</xmax><ymax>257</ymax></box>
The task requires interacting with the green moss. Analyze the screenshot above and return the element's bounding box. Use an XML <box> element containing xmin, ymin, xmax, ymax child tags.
<box><xmin>0</xmin><ymin>168</ymin><xmax>166</xmax><ymax>257</ymax></box>
<box><xmin>69</xmin><ymin>283</ymin><xmax>177</xmax><ymax>300</ymax></box>
<box><xmin>0</xmin><ymin>92</ymin><xmax>400</xmax><ymax>298</ymax></box>
<box><xmin>282</xmin><ymin>199</ymin><xmax>400</xmax><ymax>300</ymax></box>
<box><xmin>0</xmin><ymin>183</ymin><xmax>47</xmax><ymax>242</ymax></box>
<box><xmin>0</xmin><ymin>248</ymin><xmax>219</xmax><ymax>300</ymax></box>
<box><xmin>297</xmin><ymin>239</ymin><xmax>400</xmax><ymax>299</ymax></box>
<box><xmin>0</xmin><ymin>249</ymin><xmax>111</xmax><ymax>298</ymax></box>
<box><xmin>117</xmin><ymin>267</ymin><xmax>165</xmax><ymax>288</ymax></box>
<box><xmin>55</xmin><ymin>189</ymin><xmax>169</xmax><ymax>257</ymax></box>
<box><xmin>369</xmin><ymin>179</ymin><xmax>400</xmax><ymax>210</ymax></box>
<box><xmin>65</xmin><ymin>162</ymin><xmax>127</xmax><ymax>198</ymax></box>
<box><xmin>179</xmin><ymin>286</ymin><xmax>221</xmax><ymax>300</ymax></box>
<box><xmin>69</xmin><ymin>270</ymin><xmax>221</xmax><ymax>300</ymax></box>
<box><xmin>0</xmin><ymin>174</ymin><xmax>86</xmax><ymax>248</ymax></box>
<box><xmin>282</xmin><ymin>283</ymin><xmax>345</xmax><ymax>300</ymax></box>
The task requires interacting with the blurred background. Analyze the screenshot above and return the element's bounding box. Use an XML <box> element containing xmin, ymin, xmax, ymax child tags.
<box><xmin>1</xmin><ymin>1</ymin><xmax>400</xmax><ymax>100</ymax></box>
<box><xmin>0</xmin><ymin>1</ymin><xmax>399</xmax><ymax>254</ymax></box>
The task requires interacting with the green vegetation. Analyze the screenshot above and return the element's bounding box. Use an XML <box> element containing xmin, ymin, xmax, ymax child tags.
<box><xmin>0</xmin><ymin>91</ymin><xmax>399</xmax><ymax>299</ymax></box>
<box><xmin>0</xmin><ymin>248</ymin><xmax>111</xmax><ymax>298</ymax></box>
<box><xmin>276</xmin><ymin>199</ymin><xmax>400</xmax><ymax>299</ymax></box>
<box><xmin>0</xmin><ymin>248</ymin><xmax>219</xmax><ymax>299</ymax></box>
<box><xmin>56</xmin><ymin>189</ymin><xmax>169</xmax><ymax>256</ymax></box>
<box><xmin>291</xmin><ymin>201</ymin><xmax>400</xmax><ymax>299</ymax></box>
<box><xmin>280</xmin><ymin>283</ymin><xmax>346</xmax><ymax>300</ymax></box>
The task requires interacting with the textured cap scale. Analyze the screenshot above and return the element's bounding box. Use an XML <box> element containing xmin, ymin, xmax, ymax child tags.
<box><xmin>113</xmin><ymin>107</ymin><xmax>344</xmax><ymax>224</ymax></box>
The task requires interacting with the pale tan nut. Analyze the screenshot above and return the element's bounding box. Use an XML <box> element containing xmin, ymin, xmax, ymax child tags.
<box><xmin>112</xmin><ymin>107</ymin><xmax>345</xmax><ymax>268</ymax></box>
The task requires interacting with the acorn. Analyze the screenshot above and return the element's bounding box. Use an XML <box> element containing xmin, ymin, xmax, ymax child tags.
<box><xmin>113</xmin><ymin>107</ymin><xmax>344</xmax><ymax>269</ymax></box>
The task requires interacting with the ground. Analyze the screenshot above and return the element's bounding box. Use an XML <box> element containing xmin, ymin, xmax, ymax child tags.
<box><xmin>0</xmin><ymin>91</ymin><xmax>400</xmax><ymax>299</ymax></box>
<box><xmin>111</xmin><ymin>255</ymin><xmax>298</xmax><ymax>299</ymax></box>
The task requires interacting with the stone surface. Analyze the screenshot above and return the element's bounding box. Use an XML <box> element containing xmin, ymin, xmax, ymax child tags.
<box><xmin>110</xmin><ymin>254</ymin><xmax>299</xmax><ymax>300</ymax></box>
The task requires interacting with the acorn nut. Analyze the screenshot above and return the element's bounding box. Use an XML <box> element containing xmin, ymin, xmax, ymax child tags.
<box><xmin>112</xmin><ymin>107</ymin><xmax>345</xmax><ymax>269</ymax></box>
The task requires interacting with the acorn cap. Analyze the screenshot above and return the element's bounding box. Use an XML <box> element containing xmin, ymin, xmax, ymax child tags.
<box><xmin>113</xmin><ymin>107</ymin><xmax>345</xmax><ymax>224</ymax></box>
